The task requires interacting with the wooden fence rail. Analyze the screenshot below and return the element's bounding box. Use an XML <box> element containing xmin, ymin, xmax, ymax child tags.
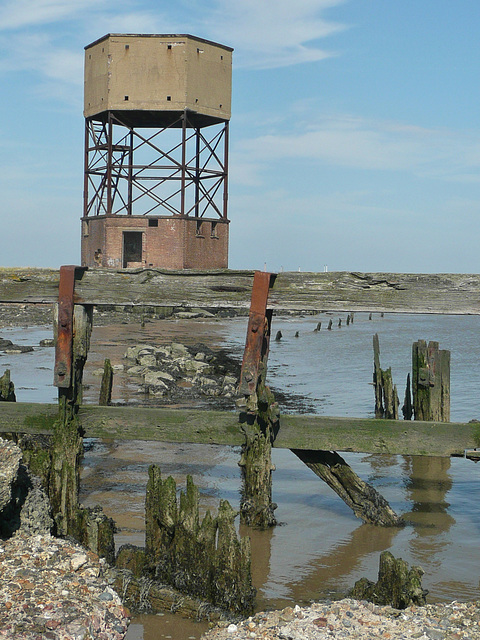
<box><xmin>1</xmin><ymin>402</ymin><xmax>478</xmax><ymax>458</ymax></box>
<box><xmin>2</xmin><ymin>268</ymin><xmax>480</xmax><ymax>314</ymax></box>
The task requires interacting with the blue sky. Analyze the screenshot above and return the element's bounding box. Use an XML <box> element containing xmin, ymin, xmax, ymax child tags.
<box><xmin>0</xmin><ymin>0</ymin><xmax>479</xmax><ymax>273</ymax></box>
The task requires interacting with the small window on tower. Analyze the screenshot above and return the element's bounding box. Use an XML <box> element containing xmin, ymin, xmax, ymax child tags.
<box><xmin>166</xmin><ymin>96</ymin><xmax>171</xmax><ymax>101</ymax></box>
<box><xmin>211</xmin><ymin>222</ymin><xmax>218</xmax><ymax>238</ymax></box>
<box><xmin>124</xmin><ymin>95</ymin><xmax>129</xmax><ymax>101</ymax></box>
<box><xmin>148</xmin><ymin>218</ymin><xmax>158</xmax><ymax>227</ymax></box>
<box><xmin>196</xmin><ymin>220</ymin><xmax>203</xmax><ymax>236</ymax></box>
<box><xmin>125</xmin><ymin>44</ymin><xmax>129</xmax><ymax>50</ymax></box>
<box><xmin>167</xmin><ymin>44</ymin><xmax>172</xmax><ymax>50</ymax></box>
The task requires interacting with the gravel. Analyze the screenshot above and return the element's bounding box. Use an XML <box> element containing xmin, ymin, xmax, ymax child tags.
<box><xmin>0</xmin><ymin>532</ymin><xmax>130</xmax><ymax>639</ymax></box>
<box><xmin>202</xmin><ymin>599</ymin><xmax>480</xmax><ymax>640</ymax></box>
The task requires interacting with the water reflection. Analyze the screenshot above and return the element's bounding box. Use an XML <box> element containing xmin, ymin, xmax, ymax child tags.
<box><xmin>4</xmin><ymin>317</ymin><xmax>480</xmax><ymax>640</ymax></box>
<box><xmin>286</xmin><ymin>522</ymin><xmax>400</xmax><ymax>603</ymax></box>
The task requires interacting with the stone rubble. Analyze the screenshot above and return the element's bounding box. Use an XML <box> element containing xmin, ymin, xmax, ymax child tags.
<box><xmin>202</xmin><ymin>599</ymin><xmax>480</xmax><ymax>640</ymax></box>
<box><xmin>123</xmin><ymin>341</ymin><xmax>241</xmax><ymax>408</ymax></box>
<box><xmin>0</xmin><ymin>532</ymin><xmax>130</xmax><ymax>640</ymax></box>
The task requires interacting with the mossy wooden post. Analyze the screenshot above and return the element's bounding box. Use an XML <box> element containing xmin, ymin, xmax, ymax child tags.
<box><xmin>238</xmin><ymin>375</ymin><xmax>278</xmax><ymax>528</ymax></box>
<box><xmin>373</xmin><ymin>334</ymin><xmax>383</xmax><ymax>418</ymax></box>
<box><xmin>51</xmin><ymin>301</ymin><xmax>92</xmax><ymax>536</ymax></box>
<box><xmin>350</xmin><ymin>550</ymin><xmax>426</xmax><ymax>609</ymax></box>
<box><xmin>0</xmin><ymin>369</ymin><xmax>16</xmax><ymax>402</ymax></box>
<box><xmin>99</xmin><ymin>358</ymin><xmax>113</xmax><ymax>405</ymax></box>
<box><xmin>402</xmin><ymin>373</ymin><xmax>413</xmax><ymax>420</ymax></box>
<box><xmin>141</xmin><ymin>464</ymin><xmax>255</xmax><ymax>615</ymax></box>
<box><xmin>382</xmin><ymin>368</ymin><xmax>399</xmax><ymax>420</ymax></box>
<box><xmin>373</xmin><ymin>334</ymin><xmax>399</xmax><ymax>420</ymax></box>
<box><xmin>238</xmin><ymin>271</ymin><xmax>277</xmax><ymax>529</ymax></box>
<box><xmin>49</xmin><ymin>265</ymin><xmax>115</xmax><ymax>560</ymax></box>
<box><xmin>412</xmin><ymin>340</ymin><xmax>450</xmax><ymax>422</ymax></box>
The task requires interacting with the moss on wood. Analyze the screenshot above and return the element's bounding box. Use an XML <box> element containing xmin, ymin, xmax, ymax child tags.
<box><xmin>142</xmin><ymin>465</ymin><xmax>255</xmax><ymax>615</ymax></box>
<box><xmin>0</xmin><ymin>369</ymin><xmax>16</xmax><ymax>402</ymax></box>
<box><xmin>349</xmin><ymin>550</ymin><xmax>427</xmax><ymax>609</ymax></box>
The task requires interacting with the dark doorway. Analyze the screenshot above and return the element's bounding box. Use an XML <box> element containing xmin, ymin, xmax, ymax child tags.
<box><xmin>123</xmin><ymin>232</ymin><xmax>143</xmax><ymax>268</ymax></box>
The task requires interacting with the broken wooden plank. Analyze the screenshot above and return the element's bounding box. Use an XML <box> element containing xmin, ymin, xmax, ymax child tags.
<box><xmin>1</xmin><ymin>403</ymin><xmax>479</xmax><ymax>456</ymax></box>
<box><xmin>291</xmin><ymin>449</ymin><xmax>403</xmax><ymax>526</ymax></box>
<box><xmin>2</xmin><ymin>268</ymin><xmax>480</xmax><ymax>314</ymax></box>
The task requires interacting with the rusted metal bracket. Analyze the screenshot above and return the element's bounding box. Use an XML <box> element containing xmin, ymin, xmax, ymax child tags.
<box><xmin>238</xmin><ymin>271</ymin><xmax>276</xmax><ymax>396</ymax></box>
<box><xmin>54</xmin><ymin>265</ymin><xmax>86</xmax><ymax>388</ymax></box>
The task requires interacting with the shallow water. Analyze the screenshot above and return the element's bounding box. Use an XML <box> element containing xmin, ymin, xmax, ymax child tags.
<box><xmin>2</xmin><ymin>313</ymin><xmax>480</xmax><ymax>640</ymax></box>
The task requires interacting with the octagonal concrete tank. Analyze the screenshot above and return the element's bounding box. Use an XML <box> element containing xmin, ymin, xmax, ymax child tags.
<box><xmin>84</xmin><ymin>33</ymin><xmax>232</xmax><ymax>127</ymax></box>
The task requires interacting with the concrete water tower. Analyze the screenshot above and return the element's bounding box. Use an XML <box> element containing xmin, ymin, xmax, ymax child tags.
<box><xmin>81</xmin><ymin>34</ymin><xmax>233</xmax><ymax>269</ymax></box>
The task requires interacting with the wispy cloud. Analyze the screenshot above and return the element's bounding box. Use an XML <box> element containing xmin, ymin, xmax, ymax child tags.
<box><xmin>0</xmin><ymin>33</ymin><xmax>83</xmax><ymax>88</ymax></box>
<box><xmin>204</xmin><ymin>0</ymin><xmax>348</xmax><ymax>69</ymax></box>
<box><xmin>0</xmin><ymin>0</ymin><xmax>106</xmax><ymax>30</ymax></box>
<box><xmin>0</xmin><ymin>0</ymin><xmax>349</xmax><ymax>106</ymax></box>
<box><xmin>234</xmin><ymin>113</ymin><xmax>480</xmax><ymax>180</ymax></box>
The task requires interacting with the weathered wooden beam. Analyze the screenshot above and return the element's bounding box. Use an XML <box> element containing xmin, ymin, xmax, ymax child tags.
<box><xmin>2</xmin><ymin>268</ymin><xmax>480</xmax><ymax>314</ymax></box>
<box><xmin>1</xmin><ymin>403</ymin><xmax>479</xmax><ymax>456</ymax></box>
<box><xmin>0</xmin><ymin>268</ymin><xmax>60</xmax><ymax>304</ymax></box>
<box><xmin>291</xmin><ymin>449</ymin><xmax>402</xmax><ymax>526</ymax></box>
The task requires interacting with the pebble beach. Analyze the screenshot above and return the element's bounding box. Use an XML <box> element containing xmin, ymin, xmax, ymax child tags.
<box><xmin>2</xmin><ymin>304</ymin><xmax>480</xmax><ymax>639</ymax></box>
<box><xmin>0</xmin><ymin>533</ymin><xmax>130</xmax><ymax>640</ymax></box>
<box><xmin>202</xmin><ymin>599</ymin><xmax>480</xmax><ymax>640</ymax></box>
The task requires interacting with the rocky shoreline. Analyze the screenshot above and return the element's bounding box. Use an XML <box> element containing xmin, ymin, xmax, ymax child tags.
<box><xmin>120</xmin><ymin>340</ymin><xmax>241</xmax><ymax>410</ymax></box>
<box><xmin>2</xmin><ymin>304</ymin><xmax>480</xmax><ymax>639</ymax></box>
<box><xmin>0</xmin><ymin>302</ymin><xmax>243</xmax><ymax>330</ymax></box>
<box><xmin>0</xmin><ymin>533</ymin><xmax>129</xmax><ymax>640</ymax></box>
<box><xmin>203</xmin><ymin>599</ymin><xmax>480</xmax><ymax>639</ymax></box>
<box><xmin>0</xmin><ymin>437</ymin><xmax>130</xmax><ymax>639</ymax></box>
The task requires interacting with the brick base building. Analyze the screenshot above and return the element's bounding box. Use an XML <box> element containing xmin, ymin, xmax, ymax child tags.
<box><xmin>81</xmin><ymin>215</ymin><xmax>229</xmax><ymax>270</ymax></box>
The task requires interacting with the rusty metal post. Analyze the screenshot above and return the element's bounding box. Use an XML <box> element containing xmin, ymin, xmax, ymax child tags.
<box><xmin>181</xmin><ymin>110</ymin><xmax>187</xmax><ymax>216</ymax></box>
<box><xmin>223</xmin><ymin>121</ymin><xmax>229</xmax><ymax>219</ymax></box>
<box><xmin>238</xmin><ymin>271</ymin><xmax>278</xmax><ymax>528</ymax></box>
<box><xmin>50</xmin><ymin>266</ymin><xmax>114</xmax><ymax>555</ymax></box>
<box><xmin>106</xmin><ymin>114</ymin><xmax>113</xmax><ymax>215</ymax></box>
<box><xmin>54</xmin><ymin>265</ymin><xmax>77</xmax><ymax>389</ymax></box>
<box><xmin>238</xmin><ymin>271</ymin><xmax>274</xmax><ymax>397</ymax></box>
<box><xmin>51</xmin><ymin>267</ymin><xmax>89</xmax><ymax>534</ymax></box>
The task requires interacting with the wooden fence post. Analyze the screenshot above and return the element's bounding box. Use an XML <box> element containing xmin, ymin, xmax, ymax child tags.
<box><xmin>0</xmin><ymin>369</ymin><xmax>16</xmax><ymax>402</ymax></box>
<box><xmin>50</xmin><ymin>266</ymin><xmax>115</xmax><ymax>561</ymax></box>
<box><xmin>373</xmin><ymin>334</ymin><xmax>399</xmax><ymax>420</ymax></box>
<box><xmin>238</xmin><ymin>271</ymin><xmax>277</xmax><ymax>529</ymax></box>
<box><xmin>412</xmin><ymin>340</ymin><xmax>450</xmax><ymax>422</ymax></box>
<box><xmin>99</xmin><ymin>358</ymin><xmax>113</xmax><ymax>405</ymax></box>
<box><xmin>51</xmin><ymin>300</ymin><xmax>92</xmax><ymax>537</ymax></box>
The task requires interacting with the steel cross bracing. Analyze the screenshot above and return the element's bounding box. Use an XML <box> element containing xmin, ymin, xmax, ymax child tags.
<box><xmin>84</xmin><ymin>111</ymin><xmax>229</xmax><ymax>219</ymax></box>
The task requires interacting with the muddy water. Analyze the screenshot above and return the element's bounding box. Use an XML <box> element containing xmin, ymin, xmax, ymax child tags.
<box><xmin>3</xmin><ymin>314</ymin><xmax>480</xmax><ymax>640</ymax></box>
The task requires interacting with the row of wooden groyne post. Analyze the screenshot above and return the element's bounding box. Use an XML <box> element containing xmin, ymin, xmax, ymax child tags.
<box><xmin>2</xmin><ymin>266</ymin><xmax>480</xmax><ymax>617</ymax></box>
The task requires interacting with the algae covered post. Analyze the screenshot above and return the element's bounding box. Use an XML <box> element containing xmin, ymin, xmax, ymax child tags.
<box><xmin>49</xmin><ymin>266</ymin><xmax>115</xmax><ymax>561</ymax></box>
<box><xmin>412</xmin><ymin>339</ymin><xmax>450</xmax><ymax>422</ymax></box>
<box><xmin>238</xmin><ymin>271</ymin><xmax>278</xmax><ymax>529</ymax></box>
<box><xmin>0</xmin><ymin>369</ymin><xmax>15</xmax><ymax>402</ymax></box>
<box><xmin>116</xmin><ymin>465</ymin><xmax>256</xmax><ymax>617</ymax></box>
